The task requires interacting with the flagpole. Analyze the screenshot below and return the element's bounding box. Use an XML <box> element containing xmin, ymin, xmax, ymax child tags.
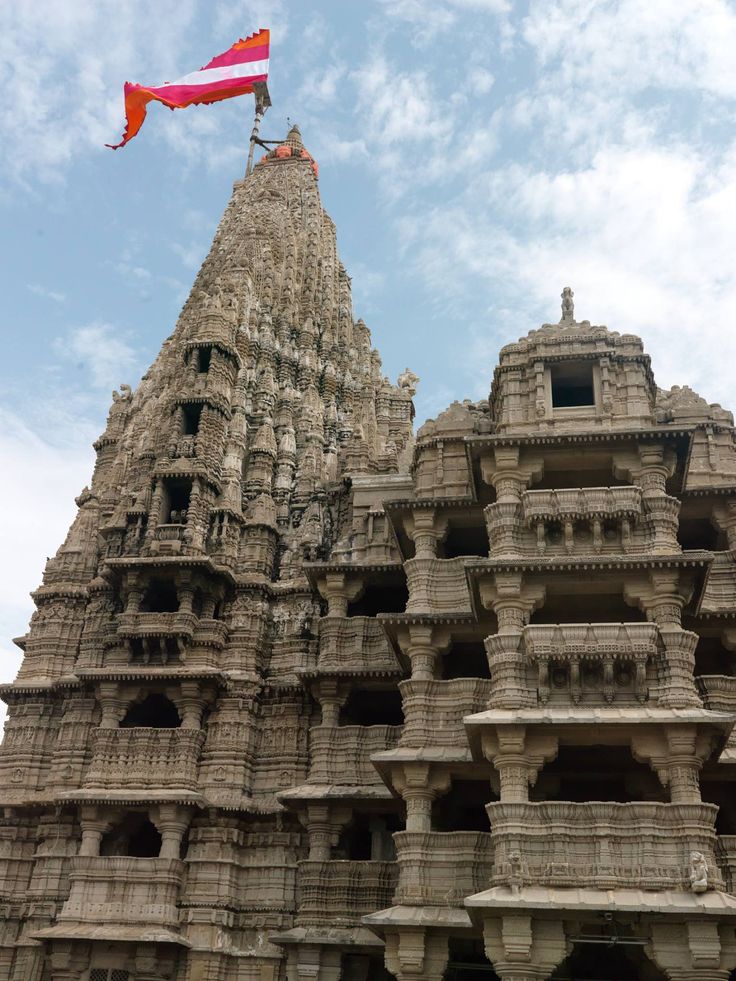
<box><xmin>246</xmin><ymin>81</ymin><xmax>271</xmax><ymax>178</ymax></box>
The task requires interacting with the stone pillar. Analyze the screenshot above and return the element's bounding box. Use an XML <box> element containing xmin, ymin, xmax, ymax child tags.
<box><xmin>313</xmin><ymin>678</ymin><xmax>347</xmax><ymax>727</ymax></box>
<box><xmin>179</xmin><ymin>682</ymin><xmax>203</xmax><ymax>729</ymax></box>
<box><xmin>399</xmin><ymin>623</ymin><xmax>450</xmax><ymax>681</ymax></box>
<box><xmin>97</xmin><ymin>682</ymin><xmax>122</xmax><ymax>729</ymax></box>
<box><xmin>383</xmin><ymin>928</ymin><xmax>450</xmax><ymax>981</ymax></box>
<box><xmin>319</xmin><ymin>572</ymin><xmax>363</xmax><ymax>618</ymax></box>
<box><xmin>649</xmin><ymin>921</ymin><xmax>736</xmax><ymax>980</ymax></box>
<box><xmin>480</xmin><ymin>726</ymin><xmax>558</xmax><ymax>803</ymax></box>
<box><xmin>392</xmin><ymin>763</ymin><xmax>451</xmax><ymax>833</ymax></box>
<box><xmin>156</xmin><ymin>804</ymin><xmax>190</xmax><ymax>859</ymax></box>
<box><xmin>637</xmin><ymin>445</ymin><xmax>680</xmax><ymax>553</ymax></box>
<box><xmin>407</xmin><ymin>508</ymin><xmax>447</xmax><ymax>559</ymax></box>
<box><xmin>482</xmin><ymin>916</ymin><xmax>567</xmax><ymax>981</ymax></box>
<box><xmin>480</xmin><ymin>573</ymin><xmax>545</xmax><ymax>709</ymax></box>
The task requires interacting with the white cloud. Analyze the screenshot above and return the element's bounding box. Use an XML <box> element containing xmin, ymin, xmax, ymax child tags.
<box><xmin>378</xmin><ymin>0</ymin><xmax>508</xmax><ymax>44</ymax></box>
<box><xmin>27</xmin><ymin>283</ymin><xmax>66</xmax><ymax>303</ymax></box>
<box><xmin>54</xmin><ymin>322</ymin><xmax>138</xmax><ymax>389</ymax></box>
<box><xmin>0</xmin><ymin>409</ymin><xmax>93</xmax><ymax>731</ymax></box>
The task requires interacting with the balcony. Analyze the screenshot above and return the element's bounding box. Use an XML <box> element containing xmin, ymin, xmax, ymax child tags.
<box><xmin>315</xmin><ymin>617</ymin><xmax>399</xmax><ymax>676</ymax></box>
<box><xmin>522</xmin><ymin>487</ymin><xmax>643</xmax><ymax>525</ymax></box>
<box><xmin>296</xmin><ymin>860</ymin><xmax>398</xmax><ymax>927</ymax></box>
<box><xmin>697</xmin><ymin>675</ymin><xmax>736</xmax><ymax>712</ymax></box>
<box><xmin>109</xmin><ymin>614</ymin><xmax>227</xmax><ymax>665</ymax></box>
<box><xmin>393</xmin><ymin>831</ymin><xmax>493</xmax><ymax>906</ymax></box>
<box><xmin>487</xmin><ymin>801</ymin><xmax>722</xmax><ymax>892</ymax></box>
<box><xmin>521</xmin><ymin>623</ymin><xmax>658</xmax><ymax>705</ymax></box>
<box><xmin>400</xmin><ymin>679</ymin><xmax>493</xmax><ymax>749</ymax></box>
<box><xmin>404</xmin><ymin>558</ymin><xmax>472</xmax><ymax>614</ymax></box>
<box><xmin>308</xmin><ymin>726</ymin><xmax>401</xmax><ymax>787</ymax></box>
<box><xmin>83</xmin><ymin>728</ymin><xmax>205</xmax><ymax>794</ymax></box>
<box><xmin>54</xmin><ymin>856</ymin><xmax>183</xmax><ymax>934</ymax></box>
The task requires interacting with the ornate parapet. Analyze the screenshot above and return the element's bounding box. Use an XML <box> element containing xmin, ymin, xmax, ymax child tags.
<box><xmin>487</xmin><ymin>801</ymin><xmax>722</xmax><ymax>892</ymax></box>
<box><xmin>521</xmin><ymin>622</ymin><xmax>658</xmax><ymax>705</ymax></box>
<box><xmin>296</xmin><ymin>859</ymin><xmax>398</xmax><ymax>928</ymax></box>
<box><xmin>404</xmin><ymin>558</ymin><xmax>472</xmax><ymax>614</ymax></box>
<box><xmin>45</xmin><ymin>856</ymin><xmax>185</xmax><ymax>941</ymax></box>
<box><xmin>399</xmin><ymin>679</ymin><xmax>493</xmax><ymax>748</ymax></box>
<box><xmin>308</xmin><ymin>725</ymin><xmax>401</xmax><ymax>787</ymax></box>
<box><xmin>393</xmin><ymin>831</ymin><xmax>493</xmax><ymax>906</ymax></box>
<box><xmin>314</xmin><ymin>616</ymin><xmax>399</xmax><ymax>676</ymax></box>
<box><xmin>82</xmin><ymin>727</ymin><xmax>205</xmax><ymax>794</ymax></box>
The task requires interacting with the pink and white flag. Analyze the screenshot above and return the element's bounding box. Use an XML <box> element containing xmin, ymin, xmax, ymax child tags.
<box><xmin>107</xmin><ymin>29</ymin><xmax>269</xmax><ymax>149</ymax></box>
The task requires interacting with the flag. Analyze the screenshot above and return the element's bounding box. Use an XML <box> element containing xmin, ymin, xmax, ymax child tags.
<box><xmin>107</xmin><ymin>29</ymin><xmax>270</xmax><ymax>150</ymax></box>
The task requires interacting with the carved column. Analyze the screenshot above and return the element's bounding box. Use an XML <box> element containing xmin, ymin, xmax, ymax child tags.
<box><xmin>398</xmin><ymin>623</ymin><xmax>451</xmax><ymax>681</ymax></box>
<box><xmin>636</xmin><ymin>445</ymin><xmax>680</xmax><ymax>553</ymax></box>
<box><xmin>156</xmin><ymin>803</ymin><xmax>190</xmax><ymax>859</ymax></box>
<box><xmin>318</xmin><ymin>573</ymin><xmax>363</xmax><ymax>618</ymax></box>
<box><xmin>649</xmin><ymin>921</ymin><xmax>736</xmax><ymax>980</ymax></box>
<box><xmin>392</xmin><ymin>763</ymin><xmax>450</xmax><ymax>833</ymax></box>
<box><xmin>383</xmin><ymin>928</ymin><xmax>450</xmax><ymax>981</ymax></box>
<box><xmin>96</xmin><ymin>682</ymin><xmax>122</xmax><ymax>729</ymax></box>
<box><xmin>179</xmin><ymin>681</ymin><xmax>204</xmax><ymax>729</ymax></box>
<box><xmin>480</xmin><ymin>573</ymin><xmax>545</xmax><ymax>709</ymax></box>
<box><xmin>482</xmin><ymin>916</ymin><xmax>567</xmax><ymax>981</ymax></box>
<box><xmin>407</xmin><ymin>508</ymin><xmax>448</xmax><ymax>559</ymax></box>
<box><xmin>480</xmin><ymin>726</ymin><xmax>558</xmax><ymax>802</ymax></box>
<box><xmin>78</xmin><ymin>805</ymin><xmax>109</xmax><ymax>856</ymax></box>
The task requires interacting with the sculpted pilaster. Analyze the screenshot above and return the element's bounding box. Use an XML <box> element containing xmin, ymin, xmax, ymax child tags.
<box><xmin>396</xmin><ymin>623</ymin><xmax>451</xmax><ymax>681</ymax></box>
<box><xmin>482</xmin><ymin>916</ymin><xmax>567</xmax><ymax>981</ymax></box>
<box><xmin>480</xmin><ymin>725</ymin><xmax>558</xmax><ymax>801</ymax></box>
<box><xmin>649</xmin><ymin>921</ymin><xmax>736</xmax><ymax>980</ymax></box>
<box><xmin>383</xmin><ymin>928</ymin><xmax>450</xmax><ymax>981</ymax></box>
<box><xmin>391</xmin><ymin>763</ymin><xmax>451</xmax><ymax>832</ymax></box>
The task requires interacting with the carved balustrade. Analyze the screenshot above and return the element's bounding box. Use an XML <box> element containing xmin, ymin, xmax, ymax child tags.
<box><xmin>399</xmin><ymin>679</ymin><xmax>493</xmax><ymax>749</ymax></box>
<box><xmin>296</xmin><ymin>859</ymin><xmax>398</xmax><ymax>927</ymax></box>
<box><xmin>56</xmin><ymin>856</ymin><xmax>183</xmax><ymax>931</ymax></box>
<box><xmin>83</xmin><ymin>728</ymin><xmax>205</xmax><ymax>792</ymax></box>
<box><xmin>404</xmin><ymin>557</ymin><xmax>473</xmax><ymax>614</ymax></box>
<box><xmin>308</xmin><ymin>725</ymin><xmax>401</xmax><ymax>786</ymax></box>
<box><xmin>522</xmin><ymin>622</ymin><xmax>658</xmax><ymax>704</ymax></box>
<box><xmin>315</xmin><ymin>617</ymin><xmax>398</xmax><ymax>675</ymax></box>
<box><xmin>488</xmin><ymin>801</ymin><xmax>721</xmax><ymax>891</ymax></box>
<box><xmin>107</xmin><ymin>613</ymin><xmax>227</xmax><ymax>665</ymax></box>
<box><xmin>697</xmin><ymin>675</ymin><xmax>736</xmax><ymax>712</ymax></box>
<box><xmin>393</xmin><ymin>831</ymin><xmax>493</xmax><ymax>906</ymax></box>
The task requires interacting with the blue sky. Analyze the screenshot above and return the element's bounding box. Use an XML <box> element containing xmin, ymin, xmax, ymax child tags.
<box><xmin>2</xmin><ymin>0</ymin><xmax>736</xmax><ymax>713</ymax></box>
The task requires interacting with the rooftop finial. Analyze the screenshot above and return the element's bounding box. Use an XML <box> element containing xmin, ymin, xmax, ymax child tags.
<box><xmin>560</xmin><ymin>286</ymin><xmax>575</xmax><ymax>323</ymax></box>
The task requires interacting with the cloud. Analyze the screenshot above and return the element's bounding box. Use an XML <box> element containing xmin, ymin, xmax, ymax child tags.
<box><xmin>0</xmin><ymin>408</ymin><xmax>93</xmax><ymax>731</ymax></box>
<box><xmin>377</xmin><ymin>0</ymin><xmax>508</xmax><ymax>44</ymax></box>
<box><xmin>54</xmin><ymin>322</ymin><xmax>139</xmax><ymax>389</ymax></box>
<box><xmin>27</xmin><ymin>283</ymin><xmax>66</xmax><ymax>303</ymax></box>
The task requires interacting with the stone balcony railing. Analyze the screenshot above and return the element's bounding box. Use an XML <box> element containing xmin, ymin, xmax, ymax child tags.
<box><xmin>296</xmin><ymin>860</ymin><xmax>398</xmax><ymax>927</ymax></box>
<box><xmin>404</xmin><ymin>558</ymin><xmax>473</xmax><ymax>615</ymax></box>
<box><xmin>393</xmin><ymin>831</ymin><xmax>493</xmax><ymax>906</ymax></box>
<box><xmin>522</xmin><ymin>487</ymin><xmax>644</xmax><ymax>525</ymax></box>
<box><xmin>56</xmin><ymin>856</ymin><xmax>183</xmax><ymax>932</ymax></box>
<box><xmin>697</xmin><ymin>675</ymin><xmax>736</xmax><ymax>712</ymax></box>
<box><xmin>522</xmin><ymin>622</ymin><xmax>658</xmax><ymax>704</ymax></box>
<box><xmin>400</xmin><ymin>679</ymin><xmax>494</xmax><ymax>749</ymax></box>
<box><xmin>109</xmin><ymin>614</ymin><xmax>228</xmax><ymax>664</ymax></box>
<box><xmin>83</xmin><ymin>728</ymin><xmax>205</xmax><ymax>793</ymax></box>
<box><xmin>315</xmin><ymin>617</ymin><xmax>398</xmax><ymax>675</ymax></box>
<box><xmin>487</xmin><ymin>801</ymin><xmax>722</xmax><ymax>892</ymax></box>
<box><xmin>117</xmin><ymin>611</ymin><xmax>200</xmax><ymax>642</ymax></box>
<box><xmin>308</xmin><ymin>726</ymin><xmax>402</xmax><ymax>786</ymax></box>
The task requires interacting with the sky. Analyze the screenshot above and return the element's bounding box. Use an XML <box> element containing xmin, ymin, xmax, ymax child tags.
<box><xmin>2</xmin><ymin>0</ymin><xmax>736</xmax><ymax>722</ymax></box>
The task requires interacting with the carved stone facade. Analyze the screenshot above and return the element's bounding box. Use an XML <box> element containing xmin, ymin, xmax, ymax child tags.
<box><xmin>3</xmin><ymin>135</ymin><xmax>736</xmax><ymax>980</ymax></box>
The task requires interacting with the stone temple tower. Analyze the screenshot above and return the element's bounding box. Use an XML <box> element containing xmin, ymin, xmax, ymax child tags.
<box><xmin>4</xmin><ymin>141</ymin><xmax>736</xmax><ymax>981</ymax></box>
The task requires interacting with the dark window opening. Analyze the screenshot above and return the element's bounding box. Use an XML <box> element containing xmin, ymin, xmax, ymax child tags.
<box><xmin>551</xmin><ymin>940</ymin><xmax>667</xmax><ymax>980</ymax></box>
<box><xmin>196</xmin><ymin>346</ymin><xmax>212</xmax><ymax>373</ymax></box>
<box><xmin>694</xmin><ymin>635</ymin><xmax>735</xmax><ymax>676</ymax></box>
<box><xmin>533</xmin><ymin>468</ymin><xmax>626</xmax><ymax>490</ymax></box>
<box><xmin>532</xmin><ymin>746</ymin><xmax>666</xmax><ymax>803</ymax></box>
<box><xmin>335</xmin><ymin>812</ymin><xmax>401</xmax><ymax>861</ymax></box>
<box><xmin>163</xmin><ymin>478</ymin><xmax>192</xmax><ymax>525</ymax></box>
<box><xmin>347</xmin><ymin>583</ymin><xmax>408</xmax><ymax>617</ymax></box>
<box><xmin>341</xmin><ymin>955</ymin><xmax>394</xmax><ymax>981</ymax></box>
<box><xmin>530</xmin><ymin>593</ymin><xmax>647</xmax><ymax>624</ymax></box>
<box><xmin>441</xmin><ymin>526</ymin><xmax>489</xmax><ymax>559</ymax></box>
<box><xmin>432</xmin><ymin>780</ymin><xmax>494</xmax><ymax>832</ymax></box>
<box><xmin>441</xmin><ymin>643</ymin><xmax>490</xmax><ymax>680</ymax></box>
<box><xmin>551</xmin><ymin>361</ymin><xmax>596</xmax><ymax>408</ymax></box>
<box><xmin>130</xmin><ymin>636</ymin><xmax>181</xmax><ymax>665</ymax></box>
<box><xmin>678</xmin><ymin>518</ymin><xmax>724</xmax><ymax>551</ymax></box>
<box><xmin>702</xmin><ymin>782</ymin><xmax>736</xmax><ymax>834</ymax></box>
<box><xmin>444</xmin><ymin>938</ymin><xmax>499</xmax><ymax>980</ymax></box>
<box><xmin>100</xmin><ymin>813</ymin><xmax>162</xmax><ymax>858</ymax></box>
<box><xmin>140</xmin><ymin>578</ymin><xmax>179</xmax><ymax>613</ymax></box>
<box><xmin>181</xmin><ymin>402</ymin><xmax>203</xmax><ymax>436</ymax></box>
<box><xmin>120</xmin><ymin>693</ymin><xmax>181</xmax><ymax>729</ymax></box>
<box><xmin>339</xmin><ymin>688</ymin><xmax>404</xmax><ymax>727</ymax></box>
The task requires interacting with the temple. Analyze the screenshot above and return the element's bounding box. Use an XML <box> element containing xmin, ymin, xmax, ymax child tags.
<box><xmin>3</xmin><ymin>124</ymin><xmax>736</xmax><ymax>981</ymax></box>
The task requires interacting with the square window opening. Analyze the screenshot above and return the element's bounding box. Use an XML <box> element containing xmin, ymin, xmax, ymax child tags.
<box><xmin>550</xmin><ymin>361</ymin><xmax>595</xmax><ymax>408</ymax></box>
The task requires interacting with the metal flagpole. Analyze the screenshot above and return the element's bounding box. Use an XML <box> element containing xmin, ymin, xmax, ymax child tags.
<box><xmin>245</xmin><ymin>81</ymin><xmax>272</xmax><ymax>178</ymax></box>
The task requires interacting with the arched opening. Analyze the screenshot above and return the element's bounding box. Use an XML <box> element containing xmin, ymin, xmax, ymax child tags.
<box><xmin>120</xmin><ymin>693</ymin><xmax>181</xmax><ymax>729</ymax></box>
<box><xmin>140</xmin><ymin>578</ymin><xmax>179</xmax><ymax>613</ymax></box>
<box><xmin>196</xmin><ymin>345</ymin><xmax>212</xmax><ymax>373</ymax></box>
<box><xmin>181</xmin><ymin>402</ymin><xmax>203</xmax><ymax>436</ymax></box>
<box><xmin>100</xmin><ymin>812</ymin><xmax>162</xmax><ymax>858</ymax></box>
<box><xmin>532</xmin><ymin>746</ymin><xmax>666</xmax><ymax>803</ymax></box>
<box><xmin>550</xmin><ymin>941</ymin><xmax>667</xmax><ymax>980</ymax></box>
<box><xmin>162</xmin><ymin>477</ymin><xmax>192</xmax><ymax>525</ymax></box>
<box><xmin>443</xmin><ymin>938</ymin><xmax>499</xmax><ymax>979</ymax></box>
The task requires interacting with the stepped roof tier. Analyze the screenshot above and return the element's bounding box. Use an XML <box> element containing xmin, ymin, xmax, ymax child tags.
<box><xmin>3</xmin><ymin>135</ymin><xmax>736</xmax><ymax>981</ymax></box>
